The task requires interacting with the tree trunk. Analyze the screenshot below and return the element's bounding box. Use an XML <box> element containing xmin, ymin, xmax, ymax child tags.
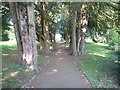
<box><xmin>79</xmin><ymin>32</ymin><xmax>85</xmax><ymax>55</ymax></box>
<box><xmin>52</xmin><ymin>29</ymin><xmax>56</xmax><ymax>50</ymax></box>
<box><xmin>71</xmin><ymin>11</ymin><xmax>77</xmax><ymax>55</ymax></box>
<box><xmin>9</xmin><ymin>2</ymin><xmax>22</xmax><ymax>60</ymax></box>
<box><xmin>69</xmin><ymin>34</ymin><xmax>72</xmax><ymax>54</ymax></box>
<box><xmin>26</xmin><ymin>3</ymin><xmax>37</xmax><ymax>70</ymax></box>
<box><xmin>9</xmin><ymin>2</ymin><xmax>37</xmax><ymax>70</ymax></box>
<box><xmin>77</xmin><ymin>34</ymin><xmax>81</xmax><ymax>54</ymax></box>
<box><xmin>39</xmin><ymin>13</ymin><xmax>45</xmax><ymax>52</ymax></box>
<box><xmin>40</xmin><ymin>36</ymin><xmax>45</xmax><ymax>52</ymax></box>
<box><xmin>44</xmin><ymin>21</ymin><xmax>51</xmax><ymax>53</ymax></box>
<box><xmin>65</xmin><ymin>32</ymin><xmax>69</xmax><ymax>44</ymax></box>
<box><xmin>79</xmin><ymin>13</ymin><xmax>89</xmax><ymax>55</ymax></box>
<box><xmin>40</xmin><ymin>2</ymin><xmax>51</xmax><ymax>54</ymax></box>
<box><xmin>77</xmin><ymin>12</ymin><xmax>82</xmax><ymax>54</ymax></box>
<box><xmin>49</xmin><ymin>29</ymin><xmax>55</xmax><ymax>50</ymax></box>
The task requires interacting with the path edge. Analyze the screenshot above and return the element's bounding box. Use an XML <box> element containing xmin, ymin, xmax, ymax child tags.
<box><xmin>21</xmin><ymin>57</ymin><xmax>50</xmax><ymax>88</ymax></box>
<box><xmin>74</xmin><ymin>57</ymin><xmax>93</xmax><ymax>88</ymax></box>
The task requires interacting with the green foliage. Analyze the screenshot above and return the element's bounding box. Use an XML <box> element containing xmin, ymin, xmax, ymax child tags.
<box><xmin>85</xmin><ymin>2</ymin><xmax>119</xmax><ymax>48</ymax></box>
<box><xmin>44</xmin><ymin>2</ymin><xmax>119</xmax><ymax>49</ymax></box>
<box><xmin>2</xmin><ymin>2</ymin><xmax>13</xmax><ymax>41</ymax></box>
<box><xmin>107</xmin><ymin>27</ymin><xmax>119</xmax><ymax>50</ymax></box>
<box><xmin>7</xmin><ymin>28</ymin><xmax>15</xmax><ymax>41</ymax></box>
<box><xmin>2</xmin><ymin>27</ymin><xmax>15</xmax><ymax>41</ymax></box>
<box><xmin>2</xmin><ymin>30</ymin><xmax>9</xmax><ymax>41</ymax></box>
<box><xmin>70</xmin><ymin>2</ymin><xmax>83</xmax><ymax>12</ymax></box>
<box><xmin>27</xmin><ymin>23</ymin><xmax>34</xmax><ymax>27</ymax></box>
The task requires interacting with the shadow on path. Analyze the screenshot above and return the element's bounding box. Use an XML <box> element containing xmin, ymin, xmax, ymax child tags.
<box><xmin>24</xmin><ymin>42</ymin><xmax>92</xmax><ymax>88</ymax></box>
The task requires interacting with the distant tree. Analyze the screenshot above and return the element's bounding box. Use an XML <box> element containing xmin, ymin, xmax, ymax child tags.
<box><xmin>79</xmin><ymin>13</ymin><xmax>89</xmax><ymax>54</ymax></box>
<box><xmin>71</xmin><ymin>11</ymin><xmax>77</xmax><ymax>55</ymax></box>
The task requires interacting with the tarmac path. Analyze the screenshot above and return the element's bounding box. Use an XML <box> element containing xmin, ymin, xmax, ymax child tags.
<box><xmin>24</xmin><ymin>43</ymin><xmax>92</xmax><ymax>88</ymax></box>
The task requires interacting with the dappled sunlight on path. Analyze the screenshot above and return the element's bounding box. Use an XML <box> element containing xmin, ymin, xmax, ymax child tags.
<box><xmin>24</xmin><ymin>43</ymin><xmax>92</xmax><ymax>88</ymax></box>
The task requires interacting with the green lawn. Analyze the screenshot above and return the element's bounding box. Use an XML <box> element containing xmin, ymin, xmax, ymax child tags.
<box><xmin>1</xmin><ymin>41</ymin><xmax>47</xmax><ymax>88</ymax></box>
<box><xmin>77</xmin><ymin>43</ymin><xmax>119</xmax><ymax>88</ymax></box>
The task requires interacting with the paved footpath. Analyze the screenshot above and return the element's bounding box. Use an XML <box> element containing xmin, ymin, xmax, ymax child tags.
<box><xmin>24</xmin><ymin>43</ymin><xmax>92</xmax><ymax>88</ymax></box>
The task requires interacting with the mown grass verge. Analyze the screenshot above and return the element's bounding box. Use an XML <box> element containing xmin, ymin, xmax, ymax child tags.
<box><xmin>76</xmin><ymin>43</ymin><xmax>119</xmax><ymax>88</ymax></box>
<box><xmin>1</xmin><ymin>41</ymin><xmax>47</xmax><ymax>88</ymax></box>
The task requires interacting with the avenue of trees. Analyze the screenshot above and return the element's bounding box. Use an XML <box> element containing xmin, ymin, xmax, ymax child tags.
<box><xmin>1</xmin><ymin>1</ymin><xmax>120</xmax><ymax>70</ymax></box>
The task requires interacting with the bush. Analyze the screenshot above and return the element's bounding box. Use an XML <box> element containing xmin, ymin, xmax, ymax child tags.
<box><xmin>108</xmin><ymin>27</ymin><xmax>119</xmax><ymax>50</ymax></box>
<box><xmin>2</xmin><ymin>26</ymin><xmax>15</xmax><ymax>41</ymax></box>
<box><xmin>7</xmin><ymin>28</ymin><xmax>15</xmax><ymax>41</ymax></box>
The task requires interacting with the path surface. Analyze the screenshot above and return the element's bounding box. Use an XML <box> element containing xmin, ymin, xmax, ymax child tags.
<box><xmin>24</xmin><ymin>43</ymin><xmax>92</xmax><ymax>88</ymax></box>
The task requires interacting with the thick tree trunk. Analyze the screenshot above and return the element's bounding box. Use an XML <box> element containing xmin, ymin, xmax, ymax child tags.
<box><xmin>72</xmin><ymin>11</ymin><xmax>77</xmax><ymax>55</ymax></box>
<box><xmin>9</xmin><ymin>2</ymin><xmax>37</xmax><ymax>70</ymax></box>
<box><xmin>26</xmin><ymin>3</ymin><xmax>37</xmax><ymax>70</ymax></box>
<box><xmin>40</xmin><ymin>2</ymin><xmax>51</xmax><ymax>54</ymax></box>
<box><xmin>39</xmin><ymin>14</ymin><xmax>45</xmax><ymax>52</ymax></box>
<box><xmin>9</xmin><ymin>2</ymin><xmax>23</xmax><ymax>61</ymax></box>
<box><xmin>44</xmin><ymin>21</ymin><xmax>51</xmax><ymax>53</ymax></box>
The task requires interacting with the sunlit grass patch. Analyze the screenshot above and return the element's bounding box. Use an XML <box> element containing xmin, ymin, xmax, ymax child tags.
<box><xmin>1</xmin><ymin>41</ymin><xmax>47</xmax><ymax>88</ymax></box>
<box><xmin>2</xmin><ymin>55</ymin><xmax>36</xmax><ymax>88</ymax></box>
<box><xmin>2</xmin><ymin>63</ymin><xmax>35</xmax><ymax>88</ymax></box>
<box><xmin>77</xmin><ymin>43</ymin><xmax>119</xmax><ymax>88</ymax></box>
<box><xmin>1</xmin><ymin>41</ymin><xmax>17</xmax><ymax>54</ymax></box>
<box><xmin>65</xmin><ymin>43</ymin><xmax>70</xmax><ymax>48</ymax></box>
<box><xmin>2</xmin><ymin>56</ymin><xmax>45</xmax><ymax>88</ymax></box>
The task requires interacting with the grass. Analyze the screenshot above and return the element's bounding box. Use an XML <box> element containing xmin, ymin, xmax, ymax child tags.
<box><xmin>77</xmin><ymin>43</ymin><xmax>119</xmax><ymax>88</ymax></box>
<box><xmin>1</xmin><ymin>41</ymin><xmax>47</xmax><ymax>88</ymax></box>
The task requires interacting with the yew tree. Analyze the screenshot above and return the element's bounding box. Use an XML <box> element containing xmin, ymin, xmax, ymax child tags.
<box><xmin>9</xmin><ymin>2</ymin><xmax>37</xmax><ymax>70</ymax></box>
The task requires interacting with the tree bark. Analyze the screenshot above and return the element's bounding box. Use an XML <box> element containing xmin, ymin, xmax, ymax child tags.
<box><xmin>9</xmin><ymin>2</ymin><xmax>37</xmax><ymax>70</ymax></box>
<box><xmin>79</xmin><ymin>32</ymin><xmax>85</xmax><ymax>55</ymax></box>
<box><xmin>39</xmin><ymin>13</ymin><xmax>45</xmax><ymax>52</ymax></box>
<box><xmin>52</xmin><ymin>29</ymin><xmax>56</xmax><ymax>50</ymax></box>
<box><xmin>26</xmin><ymin>3</ymin><xmax>37</xmax><ymax>70</ymax></box>
<box><xmin>40</xmin><ymin>2</ymin><xmax>51</xmax><ymax>54</ymax></box>
<box><xmin>79</xmin><ymin>13</ymin><xmax>89</xmax><ymax>55</ymax></box>
<box><xmin>77</xmin><ymin>12</ymin><xmax>82</xmax><ymax>54</ymax></box>
<box><xmin>77</xmin><ymin>31</ymin><xmax>81</xmax><ymax>53</ymax></box>
<box><xmin>71</xmin><ymin>11</ymin><xmax>77</xmax><ymax>55</ymax></box>
<box><xmin>65</xmin><ymin>32</ymin><xmax>69</xmax><ymax>44</ymax></box>
<box><xmin>40</xmin><ymin>36</ymin><xmax>45</xmax><ymax>52</ymax></box>
<box><xmin>44</xmin><ymin>21</ymin><xmax>51</xmax><ymax>53</ymax></box>
<box><xmin>9</xmin><ymin>2</ymin><xmax>23</xmax><ymax>62</ymax></box>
